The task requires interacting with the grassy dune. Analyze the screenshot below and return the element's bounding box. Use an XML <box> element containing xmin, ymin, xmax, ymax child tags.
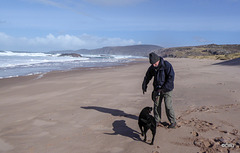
<box><xmin>156</xmin><ymin>44</ymin><xmax>240</xmax><ymax>60</ymax></box>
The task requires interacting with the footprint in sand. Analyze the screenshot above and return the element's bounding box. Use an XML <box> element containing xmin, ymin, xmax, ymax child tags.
<box><xmin>178</xmin><ymin>104</ymin><xmax>240</xmax><ymax>119</ymax></box>
<box><xmin>230</xmin><ymin>129</ymin><xmax>238</xmax><ymax>135</ymax></box>
<box><xmin>191</xmin><ymin>131</ymin><xmax>199</xmax><ymax>137</ymax></box>
<box><xmin>173</xmin><ymin>135</ymin><xmax>240</xmax><ymax>153</ymax></box>
<box><xmin>177</xmin><ymin>118</ymin><xmax>216</xmax><ymax>132</ymax></box>
<box><xmin>175</xmin><ymin>104</ymin><xmax>240</xmax><ymax>152</ymax></box>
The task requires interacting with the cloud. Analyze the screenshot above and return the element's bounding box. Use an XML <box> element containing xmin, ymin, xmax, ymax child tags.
<box><xmin>83</xmin><ymin>0</ymin><xmax>148</xmax><ymax>6</ymax></box>
<box><xmin>0</xmin><ymin>32</ymin><xmax>140</xmax><ymax>52</ymax></box>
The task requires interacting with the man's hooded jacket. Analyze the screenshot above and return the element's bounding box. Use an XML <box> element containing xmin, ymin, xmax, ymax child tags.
<box><xmin>142</xmin><ymin>56</ymin><xmax>175</xmax><ymax>92</ymax></box>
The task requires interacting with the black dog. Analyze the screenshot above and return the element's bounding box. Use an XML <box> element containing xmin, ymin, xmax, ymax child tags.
<box><xmin>138</xmin><ymin>107</ymin><xmax>156</xmax><ymax>145</ymax></box>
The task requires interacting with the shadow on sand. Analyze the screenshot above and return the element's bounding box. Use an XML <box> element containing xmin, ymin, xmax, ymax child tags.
<box><xmin>213</xmin><ymin>57</ymin><xmax>240</xmax><ymax>66</ymax></box>
<box><xmin>104</xmin><ymin>120</ymin><xmax>141</xmax><ymax>141</ymax></box>
<box><xmin>81</xmin><ymin>106</ymin><xmax>143</xmax><ymax>142</ymax></box>
<box><xmin>81</xmin><ymin>106</ymin><xmax>138</xmax><ymax>120</ymax></box>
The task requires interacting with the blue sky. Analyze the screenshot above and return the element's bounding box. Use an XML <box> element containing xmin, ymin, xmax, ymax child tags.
<box><xmin>0</xmin><ymin>0</ymin><xmax>240</xmax><ymax>52</ymax></box>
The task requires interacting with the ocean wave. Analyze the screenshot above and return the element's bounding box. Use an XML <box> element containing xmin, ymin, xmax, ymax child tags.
<box><xmin>0</xmin><ymin>51</ymin><xmax>89</xmax><ymax>68</ymax></box>
<box><xmin>0</xmin><ymin>51</ymin><xmax>144</xmax><ymax>79</ymax></box>
<box><xmin>0</xmin><ymin>51</ymin><xmax>59</xmax><ymax>57</ymax></box>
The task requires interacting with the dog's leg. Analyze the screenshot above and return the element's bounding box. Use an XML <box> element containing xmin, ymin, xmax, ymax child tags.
<box><xmin>150</xmin><ymin>129</ymin><xmax>156</xmax><ymax>145</ymax></box>
<box><xmin>138</xmin><ymin>123</ymin><xmax>144</xmax><ymax>136</ymax></box>
<box><xmin>143</xmin><ymin>127</ymin><xmax>148</xmax><ymax>142</ymax></box>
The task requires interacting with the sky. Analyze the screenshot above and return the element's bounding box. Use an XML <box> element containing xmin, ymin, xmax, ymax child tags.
<box><xmin>0</xmin><ymin>0</ymin><xmax>240</xmax><ymax>52</ymax></box>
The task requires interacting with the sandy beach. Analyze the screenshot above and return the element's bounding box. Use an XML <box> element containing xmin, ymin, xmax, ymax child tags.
<box><xmin>0</xmin><ymin>58</ymin><xmax>240</xmax><ymax>153</ymax></box>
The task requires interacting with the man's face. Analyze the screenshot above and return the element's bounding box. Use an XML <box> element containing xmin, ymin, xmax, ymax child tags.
<box><xmin>153</xmin><ymin>60</ymin><xmax>160</xmax><ymax>67</ymax></box>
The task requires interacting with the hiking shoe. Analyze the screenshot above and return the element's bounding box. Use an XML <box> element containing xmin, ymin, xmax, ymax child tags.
<box><xmin>168</xmin><ymin>122</ymin><xmax>176</xmax><ymax>128</ymax></box>
<box><xmin>157</xmin><ymin>122</ymin><xmax>161</xmax><ymax>127</ymax></box>
<box><xmin>157</xmin><ymin>122</ymin><xmax>164</xmax><ymax>127</ymax></box>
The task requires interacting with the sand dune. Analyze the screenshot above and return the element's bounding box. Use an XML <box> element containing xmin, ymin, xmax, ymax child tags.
<box><xmin>0</xmin><ymin>58</ymin><xmax>239</xmax><ymax>153</ymax></box>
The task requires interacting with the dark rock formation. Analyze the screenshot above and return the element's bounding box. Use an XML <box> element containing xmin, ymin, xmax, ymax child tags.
<box><xmin>59</xmin><ymin>53</ymin><xmax>82</xmax><ymax>57</ymax></box>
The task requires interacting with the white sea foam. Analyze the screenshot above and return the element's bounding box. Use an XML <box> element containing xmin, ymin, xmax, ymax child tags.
<box><xmin>0</xmin><ymin>51</ymin><xmax>89</xmax><ymax>68</ymax></box>
<box><xmin>0</xmin><ymin>50</ymin><xmax>144</xmax><ymax>79</ymax></box>
<box><xmin>111</xmin><ymin>55</ymin><xmax>143</xmax><ymax>59</ymax></box>
<box><xmin>0</xmin><ymin>51</ymin><xmax>57</xmax><ymax>57</ymax></box>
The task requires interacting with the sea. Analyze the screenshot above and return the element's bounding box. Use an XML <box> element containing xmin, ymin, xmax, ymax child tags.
<box><xmin>0</xmin><ymin>51</ymin><xmax>144</xmax><ymax>79</ymax></box>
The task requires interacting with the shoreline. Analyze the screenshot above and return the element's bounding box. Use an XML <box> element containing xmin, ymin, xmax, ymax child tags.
<box><xmin>0</xmin><ymin>51</ymin><xmax>146</xmax><ymax>80</ymax></box>
<box><xmin>0</xmin><ymin>58</ymin><xmax>148</xmax><ymax>81</ymax></box>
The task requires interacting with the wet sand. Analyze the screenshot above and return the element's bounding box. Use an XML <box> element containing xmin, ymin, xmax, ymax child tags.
<box><xmin>0</xmin><ymin>58</ymin><xmax>239</xmax><ymax>153</ymax></box>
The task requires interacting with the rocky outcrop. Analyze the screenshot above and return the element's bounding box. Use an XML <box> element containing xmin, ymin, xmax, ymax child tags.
<box><xmin>59</xmin><ymin>53</ymin><xmax>82</xmax><ymax>57</ymax></box>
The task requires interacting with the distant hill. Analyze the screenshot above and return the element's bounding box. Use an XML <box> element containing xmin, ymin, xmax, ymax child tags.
<box><xmin>49</xmin><ymin>44</ymin><xmax>163</xmax><ymax>56</ymax></box>
<box><xmin>49</xmin><ymin>44</ymin><xmax>240</xmax><ymax>60</ymax></box>
<box><xmin>75</xmin><ymin>45</ymin><xmax>163</xmax><ymax>56</ymax></box>
<box><xmin>155</xmin><ymin>44</ymin><xmax>240</xmax><ymax>60</ymax></box>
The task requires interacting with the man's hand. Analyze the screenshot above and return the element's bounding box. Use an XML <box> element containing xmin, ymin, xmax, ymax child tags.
<box><xmin>142</xmin><ymin>88</ymin><xmax>147</xmax><ymax>94</ymax></box>
<box><xmin>142</xmin><ymin>82</ymin><xmax>147</xmax><ymax>94</ymax></box>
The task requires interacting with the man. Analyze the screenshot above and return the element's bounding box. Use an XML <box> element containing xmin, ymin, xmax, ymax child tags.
<box><xmin>142</xmin><ymin>52</ymin><xmax>176</xmax><ymax>128</ymax></box>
